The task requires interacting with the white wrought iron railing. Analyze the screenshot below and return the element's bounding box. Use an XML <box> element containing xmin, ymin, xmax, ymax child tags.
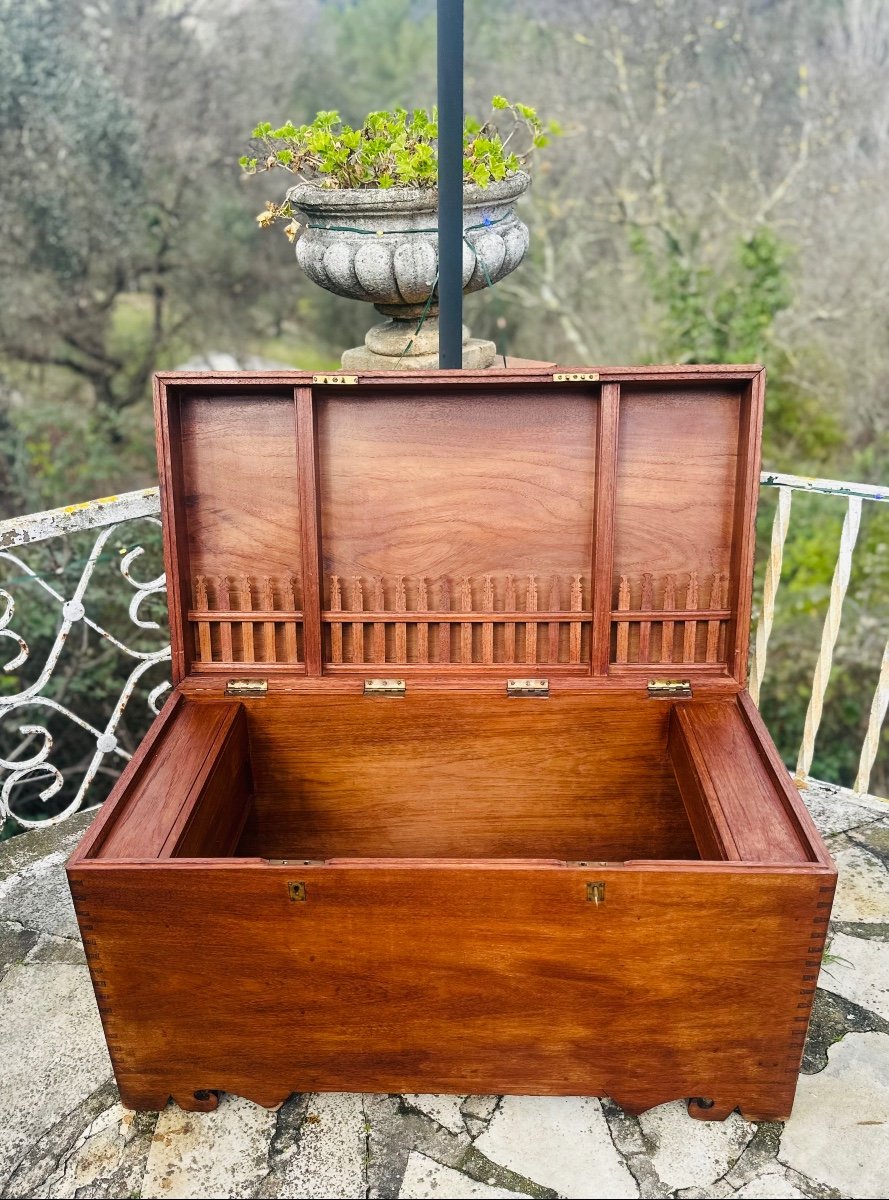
<box><xmin>0</xmin><ymin>473</ymin><xmax>887</xmax><ymax>832</ymax></box>
<box><xmin>752</xmin><ymin>472</ymin><xmax>889</xmax><ymax>795</ymax></box>
<box><xmin>0</xmin><ymin>489</ymin><xmax>170</xmax><ymax>830</ymax></box>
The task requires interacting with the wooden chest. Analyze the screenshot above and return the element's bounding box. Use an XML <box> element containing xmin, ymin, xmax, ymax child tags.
<box><xmin>68</xmin><ymin>365</ymin><xmax>835</xmax><ymax>1121</ymax></box>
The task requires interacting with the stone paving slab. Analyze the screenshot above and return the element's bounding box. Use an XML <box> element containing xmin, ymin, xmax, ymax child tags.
<box><xmin>1</xmin><ymin>789</ymin><xmax>888</xmax><ymax>1199</ymax></box>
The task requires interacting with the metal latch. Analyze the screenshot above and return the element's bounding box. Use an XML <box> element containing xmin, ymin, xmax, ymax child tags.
<box><xmin>363</xmin><ymin>678</ymin><xmax>406</xmax><ymax>696</ymax></box>
<box><xmin>506</xmin><ymin>678</ymin><xmax>550</xmax><ymax>698</ymax></box>
<box><xmin>647</xmin><ymin>679</ymin><xmax>692</xmax><ymax>699</ymax></box>
<box><xmin>552</xmin><ymin>372</ymin><xmax>599</xmax><ymax>382</ymax></box>
<box><xmin>312</xmin><ymin>373</ymin><xmax>358</xmax><ymax>384</ymax></box>
<box><xmin>586</xmin><ymin>882</ymin><xmax>606</xmax><ymax>906</ymax></box>
<box><xmin>225</xmin><ymin>678</ymin><xmax>268</xmax><ymax>697</ymax></box>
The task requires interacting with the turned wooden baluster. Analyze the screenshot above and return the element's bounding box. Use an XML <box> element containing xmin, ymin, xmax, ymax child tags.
<box><xmin>260</xmin><ymin>577</ymin><xmax>277</xmax><ymax>663</ymax></box>
<box><xmin>569</xmin><ymin>574</ymin><xmax>583</xmax><ymax>664</ymax></box>
<box><xmin>683</xmin><ymin>571</ymin><xmax>699</xmax><ymax>663</ymax></box>
<box><xmin>717</xmin><ymin>571</ymin><xmax>729</xmax><ymax>660</ymax></box>
<box><xmin>615</xmin><ymin>575</ymin><xmax>630</xmax><ymax>664</ymax></box>
<box><xmin>284</xmin><ymin>574</ymin><xmax>299</xmax><ymax>663</ymax></box>
<box><xmin>329</xmin><ymin>575</ymin><xmax>343</xmax><ymax>664</ymax></box>
<box><xmin>460</xmin><ymin>576</ymin><xmax>473</xmax><ymax>665</ymax></box>
<box><xmin>524</xmin><ymin>575</ymin><xmax>538</xmax><ymax>664</ymax></box>
<box><xmin>238</xmin><ymin>575</ymin><xmax>255</xmax><ymax>662</ymax></box>
<box><xmin>372</xmin><ymin>577</ymin><xmax>386</xmax><ymax>663</ymax></box>
<box><xmin>661</xmin><ymin>574</ymin><xmax>676</xmax><ymax>665</ymax></box>
<box><xmin>438</xmin><ymin>577</ymin><xmax>451</xmax><ymax>664</ymax></box>
<box><xmin>417</xmin><ymin>577</ymin><xmax>429</xmax><ymax>664</ymax></box>
<box><xmin>706</xmin><ymin>571</ymin><xmax>726</xmax><ymax>663</ymax></box>
<box><xmin>394</xmin><ymin>576</ymin><xmax>407</xmax><ymax>664</ymax></box>
<box><xmin>638</xmin><ymin>572</ymin><xmax>654</xmax><ymax>664</ymax></box>
<box><xmin>482</xmin><ymin>575</ymin><xmax>495</xmax><ymax>665</ymax></box>
<box><xmin>350</xmin><ymin>577</ymin><xmax>365</xmax><ymax>665</ymax></box>
<box><xmin>548</xmin><ymin>576</ymin><xmax>561</xmax><ymax>664</ymax></box>
<box><xmin>194</xmin><ymin>576</ymin><xmax>212</xmax><ymax>663</ymax></box>
<box><xmin>504</xmin><ymin>574</ymin><xmax>517</xmax><ymax>664</ymax></box>
<box><xmin>217</xmin><ymin>575</ymin><xmax>233</xmax><ymax>662</ymax></box>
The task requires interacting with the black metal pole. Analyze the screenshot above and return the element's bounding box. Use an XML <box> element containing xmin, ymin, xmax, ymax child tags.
<box><xmin>437</xmin><ymin>0</ymin><xmax>464</xmax><ymax>369</ymax></box>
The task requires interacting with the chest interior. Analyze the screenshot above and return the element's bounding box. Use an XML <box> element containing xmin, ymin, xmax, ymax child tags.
<box><xmin>86</xmin><ymin>687</ymin><xmax>816</xmax><ymax>865</ymax></box>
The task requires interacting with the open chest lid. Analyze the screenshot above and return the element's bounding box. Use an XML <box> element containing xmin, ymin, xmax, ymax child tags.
<box><xmin>154</xmin><ymin>365</ymin><xmax>764</xmax><ymax>692</ymax></box>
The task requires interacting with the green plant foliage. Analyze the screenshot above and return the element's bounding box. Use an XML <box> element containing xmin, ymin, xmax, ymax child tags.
<box><xmin>628</xmin><ymin>225</ymin><xmax>793</xmax><ymax>364</ymax></box>
<box><xmin>630</xmin><ymin>217</ymin><xmax>888</xmax><ymax>791</ymax></box>
<box><xmin>242</xmin><ymin>98</ymin><xmax>558</xmax><ymax>233</ymax></box>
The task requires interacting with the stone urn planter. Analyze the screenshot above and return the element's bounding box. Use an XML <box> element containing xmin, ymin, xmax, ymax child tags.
<box><xmin>287</xmin><ymin>171</ymin><xmax>530</xmax><ymax>370</ymax></box>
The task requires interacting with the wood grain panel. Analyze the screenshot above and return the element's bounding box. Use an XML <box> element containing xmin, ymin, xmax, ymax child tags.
<box><xmin>236</xmin><ymin>694</ymin><xmax>700</xmax><ymax>861</ymax></box>
<box><xmin>669</xmin><ymin>714</ymin><xmax>738</xmax><ymax>860</ymax></box>
<box><xmin>673</xmin><ymin>702</ymin><xmax>809</xmax><ymax>862</ymax></box>
<box><xmin>162</xmin><ymin>708</ymin><xmax>252</xmax><ymax>858</ymax></box>
<box><xmin>179</xmin><ymin>391</ymin><xmax>302</xmax><ymax>581</ymax></box>
<box><xmin>316</xmin><ymin>387</ymin><xmax>597</xmax><ymax>602</ymax></box>
<box><xmin>95</xmin><ymin>702</ymin><xmax>237</xmax><ymax>860</ymax></box>
<box><xmin>70</xmin><ymin>691</ymin><xmax>185</xmax><ymax>863</ymax></box>
<box><xmin>612</xmin><ymin>384</ymin><xmax>741</xmax><ymax>621</ymax></box>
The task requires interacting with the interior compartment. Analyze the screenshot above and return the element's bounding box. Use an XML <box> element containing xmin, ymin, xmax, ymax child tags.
<box><xmin>236</xmin><ymin>694</ymin><xmax>697</xmax><ymax>860</ymax></box>
<box><xmin>609</xmin><ymin>382</ymin><xmax>744</xmax><ymax>670</ymax></box>
<box><xmin>87</xmin><ymin>692</ymin><xmax>814</xmax><ymax>866</ymax></box>
<box><xmin>316</xmin><ymin>386</ymin><xmax>597</xmax><ymax>668</ymax></box>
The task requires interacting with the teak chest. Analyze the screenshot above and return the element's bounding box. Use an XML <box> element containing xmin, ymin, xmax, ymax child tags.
<box><xmin>68</xmin><ymin>365</ymin><xmax>836</xmax><ymax>1121</ymax></box>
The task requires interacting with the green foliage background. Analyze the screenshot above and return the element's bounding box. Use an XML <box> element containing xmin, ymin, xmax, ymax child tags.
<box><xmin>1</xmin><ymin>0</ymin><xmax>887</xmax><ymax>834</ymax></box>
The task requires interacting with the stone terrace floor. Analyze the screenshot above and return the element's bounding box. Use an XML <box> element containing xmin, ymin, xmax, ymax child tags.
<box><xmin>1</xmin><ymin>781</ymin><xmax>888</xmax><ymax>1200</ymax></box>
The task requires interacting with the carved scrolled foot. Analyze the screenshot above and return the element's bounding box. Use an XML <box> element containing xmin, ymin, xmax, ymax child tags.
<box><xmin>736</xmin><ymin>1095</ymin><xmax>797</xmax><ymax>1122</ymax></box>
<box><xmin>173</xmin><ymin>1089</ymin><xmax>221</xmax><ymax>1113</ymax></box>
<box><xmin>116</xmin><ymin>1085</ymin><xmax>172</xmax><ymax>1113</ymax></box>
<box><xmin>687</xmin><ymin>1097</ymin><xmax>737</xmax><ymax>1122</ymax></box>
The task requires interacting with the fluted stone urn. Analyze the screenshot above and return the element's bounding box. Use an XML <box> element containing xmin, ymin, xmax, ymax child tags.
<box><xmin>287</xmin><ymin>172</ymin><xmax>530</xmax><ymax>370</ymax></box>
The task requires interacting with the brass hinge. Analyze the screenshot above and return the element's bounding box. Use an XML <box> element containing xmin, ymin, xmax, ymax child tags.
<box><xmin>363</xmin><ymin>678</ymin><xmax>406</xmax><ymax>696</ymax></box>
<box><xmin>647</xmin><ymin>679</ymin><xmax>693</xmax><ymax>699</ymax></box>
<box><xmin>552</xmin><ymin>371</ymin><xmax>599</xmax><ymax>382</ymax></box>
<box><xmin>507</xmin><ymin>678</ymin><xmax>550</xmax><ymax>698</ymax></box>
<box><xmin>312</xmin><ymin>373</ymin><xmax>358</xmax><ymax>385</ymax></box>
<box><xmin>225</xmin><ymin>678</ymin><xmax>268</xmax><ymax>697</ymax></box>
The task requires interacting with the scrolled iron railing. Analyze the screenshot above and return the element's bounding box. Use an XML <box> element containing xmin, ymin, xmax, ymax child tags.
<box><xmin>0</xmin><ymin>473</ymin><xmax>886</xmax><ymax>832</ymax></box>
<box><xmin>0</xmin><ymin>489</ymin><xmax>170</xmax><ymax>830</ymax></box>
